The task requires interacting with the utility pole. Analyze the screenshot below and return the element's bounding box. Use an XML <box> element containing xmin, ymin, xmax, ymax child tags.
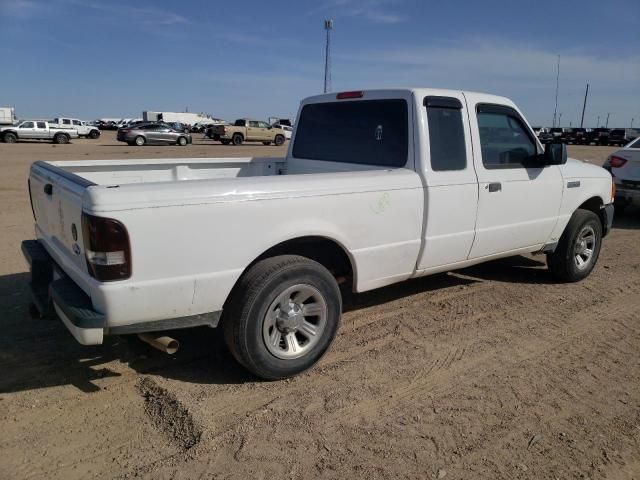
<box><xmin>558</xmin><ymin>112</ymin><xmax>562</xmax><ymax>127</ymax></box>
<box><xmin>580</xmin><ymin>83</ymin><xmax>589</xmax><ymax>128</ymax></box>
<box><xmin>605</xmin><ymin>112</ymin><xmax>610</xmax><ymax>128</ymax></box>
<box><xmin>631</xmin><ymin>118</ymin><xmax>634</xmax><ymax>128</ymax></box>
<box><xmin>552</xmin><ymin>54</ymin><xmax>560</xmax><ymax>127</ymax></box>
<box><xmin>323</xmin><ymin>19</ymin><xmax>333</xmax><ymax>94</ymax></box>
<box><xmin>597</xmin><ymin>115</ymin><xmax>600</xmax><ymax>127</ymax></box>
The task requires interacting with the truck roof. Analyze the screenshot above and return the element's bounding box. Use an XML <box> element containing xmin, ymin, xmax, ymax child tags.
<box><xmin>302</xmin><ymin>88</ymin><xmax>513</xmax><ymax>107</ymax></box>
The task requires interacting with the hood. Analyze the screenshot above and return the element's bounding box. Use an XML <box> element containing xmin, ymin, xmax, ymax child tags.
<box><xmin>562</xmin><ymin>157</ymin><xmax>610</xmax><ymax>180</ymax></box>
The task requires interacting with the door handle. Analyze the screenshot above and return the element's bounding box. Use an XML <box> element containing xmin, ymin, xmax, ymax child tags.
<box><xmin>487</xmin><ymin>182</ymin><xmax>501</xmax><ymax>192</ymax></box>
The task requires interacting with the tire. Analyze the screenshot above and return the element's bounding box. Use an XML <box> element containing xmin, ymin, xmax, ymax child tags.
<box><xmin>134</xmin><ymin>136</ymin><xmax>145</xmax><ymax>146</ymax></box>
<box><xmin>221</xmin><ymin>139</ymin><xmax>230</xmax><ymax>145</ymax></box>
<box><xmin>262</xmin><ymin>141</ymin><xmax>271</xmax><ymax>146</ymax></box>
<box><xmin>89</xmin><ymin>129</ymin><xmax>100</xmax><ymax>139</ymax></box>
<box><xmin>3</xmin><ymin>132</ymin><xmax>17</xmax><ymax>143</ymax></box>
<box><xmin>232</xmin><ymin>133</ymin><xmax>243</xmax><ymax>146</ymax></box>
<box><xmin>223</xmin><ymin>255</ymin><xmax>342</xmax><ymax>380</ymax></box>
<box><xmin>547</xmin><ymin>209</ymin><xmax>602</xmax><ymax>282</ymax></box>
<box><xmin>53</xmin><ymin>133</ymin><xmax>69</xmax><ymax>144</ymax></box>
<box><xmin>177</xmin><ymin>136</ymin><xmax>188</xmax><ymax>146</ymax></box>
<box><xmin>274</xmin><ymin>135</ymin><xmax>285</xmax><ymax>146</ymax></box>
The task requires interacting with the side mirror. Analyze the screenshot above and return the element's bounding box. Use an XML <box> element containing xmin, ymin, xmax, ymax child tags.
<box><xmin>543</xmin><ymin>142</ymin><xmax>567</xmax><ymax>165</ymax></box>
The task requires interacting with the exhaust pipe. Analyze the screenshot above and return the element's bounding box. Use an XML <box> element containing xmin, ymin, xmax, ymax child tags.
<box><xmin>138</xmin><ymin>333</ymin><xmax>179</xmax><ymax>355</ymax></box>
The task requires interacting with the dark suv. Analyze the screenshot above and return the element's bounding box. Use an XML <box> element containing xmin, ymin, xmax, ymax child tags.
<box><xmin>608</xmin><ymin>129</ymin><xmax>628</xmax><ymax>147</ymax></box>
<box><xmin>585</xmin><ymin>128</ymin><xmax>610</xmax><ymax>146</ymax></box>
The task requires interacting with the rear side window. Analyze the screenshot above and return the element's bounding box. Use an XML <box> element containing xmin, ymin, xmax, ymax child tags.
<box><xmin>234</xmin><ymin>119</ymin><xmax>246</xmax><ymax>127</ymax></box>
<box><xmin>293</xmin><ymin>99</ymin><xmax>408</xmax><ymax>167</ymax></box>
<box><xmin>63</xmin><ymin>119</ymin><xmax>71</xmax><ymax>125</ymax></box>
<box><xmin>425</xmin><ymin>96</ymin><xmax>466</xmax><ymax>171</ymax></box>
<box><xmin>37</xmin><ymin>121</ymin><xmax>46</xmax><ymax>128</ymax></box>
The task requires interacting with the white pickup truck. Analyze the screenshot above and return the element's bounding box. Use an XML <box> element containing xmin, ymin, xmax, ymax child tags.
<box><xmin>1</xmin><ymin>120</ymin><xmax>79</xmax><ymax>144</ymax></box>
<box><xmin>22</xmin><ymin>88</ymin><xmax>614</xmax><ymax>379</ymax></box>
<box><xmin>51</xmin><ymin>118</ymin><xmax>101</xmax><ymax>139</ymax></box>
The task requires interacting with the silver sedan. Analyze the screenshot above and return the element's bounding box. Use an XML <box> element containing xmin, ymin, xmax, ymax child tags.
<box><xmin>117</xmin><ymin>123</ymin><xmax>192</xmax><ymax>146</ymax></box>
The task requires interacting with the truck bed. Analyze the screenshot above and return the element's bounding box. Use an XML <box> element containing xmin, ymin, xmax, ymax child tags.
<box><xmin>43</xmin><ymin>157</ymin><xmax>286</xmax><ymax>185</ymax></box>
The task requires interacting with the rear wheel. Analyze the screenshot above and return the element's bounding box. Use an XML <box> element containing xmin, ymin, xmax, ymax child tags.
<box><xmin>89</xmin><ymin>129</ymin><xmax>100</xmax><ymax>139</ymax></box>
<box><xmin>53</xmin><ymin>133</ymin><xmax>69</xmax><ymax>144</ymax></box>
<box><xmin>274</xmin><ymin>135</ymin><xmax>285</xmax><ymax>146</ymax></box>
<box><xmin>177</xmin><ymin>136</ymin><xmax>188</xmax><ymax>146</ymax></box>
<box><xmin>232</xmin><ymin>133</ymin><xmax>243</xmax><ymax>146</ymax></box>
<box><xmin>547</xmin><ymin>209</ymin><xmax>602</xmax><ymax>282</ymax></box>
<box><xmin>223</xmin><ymin>255</ymin><xmax>342</xmax><ymax>380</ymax></box>
<box><xmin>3</xmin><ymin>132</ymin><xmax>17</xmax><ymax>143</ymax></box>
<box><xmin>134</xmin><ymin>136</ymin><xmax>145</xmax><ymax>146</ymax></box>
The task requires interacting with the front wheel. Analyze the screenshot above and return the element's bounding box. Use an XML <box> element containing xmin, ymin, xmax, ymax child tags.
<box><xmin>223</xmin><ymin>255</ymin><xmax>342</xmax><ymax>380</ymax></box>
<box><xmin>134</xmin><ymin>136</ymin><xmax>145</xmax><ymax>146</ymax></box>
<box><xmin>547</xmin><ymin>209</ymin><xmax>602</xmax><ymax>282</ymax></box>
<box><xmin>3</xmin><ymin>132</ymin><xmax>17</xmax><ymax>143</ymax></box>
<box><xmin>274</xmin><ymin>134</ymin><xmax>285</xmax><ymax>146</ymax></box>
<box><xmin>89</xmin><ymin>129</ymin><xmax>100</xmax><ymax>139</ymax></box>
<box><xmin>177</xmin><ymin>136</ymin><xmax>188</xmax><ymax>146</ymax></box>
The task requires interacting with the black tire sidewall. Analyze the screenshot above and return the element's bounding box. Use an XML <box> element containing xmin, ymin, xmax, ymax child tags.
<box><xmin>275</xmin><ymin>135</ymin><xmax>284</xmax><ymax>146</ymax></box>
<box><xmin>230</xmin><ymin>260</ymin><xmax>341</xmax><ymax>379</ymax></box>
<box><xmin>554</xmin><ymin>211</ymin><xmax>602</xmax><ymax>281</ymax></box>
<box><xmin>232</xmin><ymin>134</ymin><xmax>242</xmax><ymax>145</ymax></box>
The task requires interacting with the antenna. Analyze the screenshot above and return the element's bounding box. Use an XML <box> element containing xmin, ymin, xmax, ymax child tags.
<box><xmin>552</xmin><ymin>54</ymin><xmax>560</xmax><ymax>127</ymax></box>
<box><xmin>323</xmin><ymin>19</ymin><xmax>333</xmax><ymax>94</ymax></box>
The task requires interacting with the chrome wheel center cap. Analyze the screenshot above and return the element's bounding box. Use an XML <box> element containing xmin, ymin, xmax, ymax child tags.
<box><xmin>276</xmin><ymin>302</ymin><xmax>304</xmax><ymax>333</ymax></box>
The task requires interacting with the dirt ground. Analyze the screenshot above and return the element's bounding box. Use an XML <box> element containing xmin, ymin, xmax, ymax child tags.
<box><xmin>1</xmin><ymin>133</ymin><xmax>638</xmax><ymax>480</ymax></box>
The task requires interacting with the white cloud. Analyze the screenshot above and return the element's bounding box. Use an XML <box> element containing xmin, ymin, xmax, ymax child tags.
<box><xmin>306</xmin><ymin>0</ymin><xmax>407</xmax><ymax>24</ymax></box>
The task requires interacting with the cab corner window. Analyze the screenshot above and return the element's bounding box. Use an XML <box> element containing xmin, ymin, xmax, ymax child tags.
<box><xmin>477</xmin><ymin>105</ymin><xmax>537</xmax><ymax>169</ymax></box>
<box><xmin>425</xmin><ymin>97</ymin><xmax>466</xmax><ymax>171</ymax></box>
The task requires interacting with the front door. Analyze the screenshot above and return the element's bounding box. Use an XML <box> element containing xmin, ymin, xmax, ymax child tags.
<box><xmin>18</xmin><ymin>121</ymin><xmax>36</xmax><ymax>139</ymax></box>
<box><xmin>466</xmin><ymin>97</ymin><xmax>563</xmax><ymax>259</ymax></box>
<box><xmin>417</xmin><ymin>94</ymin><xmax>479</xmax><ymax>270</ymax></box>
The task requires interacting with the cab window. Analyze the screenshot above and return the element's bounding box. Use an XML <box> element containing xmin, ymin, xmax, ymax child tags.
<box><xmin>21</xmin><ymin>121</ymin><xmax>34</xmax><ymax>128</ymax></box>
<box><xmin>477</xmin><ymin>104</ymin><xmax>537</xmax><ymax>169</ymax></box>
<box><xmin>73</xmin><ymin>120</ymin><xmax>81</xmax><ymax>126</ymax></box>
<box><xmin>248</xmin><ymin>121</ymin><xmax>259</xmax><ymax>128</ymax></box>
<box><xmin>36</xmin><ymin>122</ymin><xmax>46</xmax><ymax>128</ymax></box>
<box><xmin>63</xmin><ymin>119</ymin><xmax>71</xmax><ymax>125</ymax></box>
<box><xmin>258</xmin><ymin>122</ymin><xmax>270</xmax><ymax>129</ymax></box>
<box><xmin>424</xmin><ymin>96</ymin><xmax>467</xmax><ymax>171</ymax></box>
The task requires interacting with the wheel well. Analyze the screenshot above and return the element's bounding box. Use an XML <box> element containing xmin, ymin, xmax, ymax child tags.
<box><xmin>242</xmin><ymin>236</ymin><xmax>354</xmax><ymax>293</ymax></box>
<box><xmin>578</xmin><ymin>196</ymin><xmax>605</xmax><ymax>230</ymax></box>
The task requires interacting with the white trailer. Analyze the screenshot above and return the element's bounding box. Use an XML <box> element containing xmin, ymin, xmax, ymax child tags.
<box><xmin>0</xmin><ymin>107</ymin><xmax>17</xmax><ymax>125</ymax></box>
<box><xmin>142</xmin><ymin>111</ymin><xmax>211</xmax><ymax>125</ymax></box>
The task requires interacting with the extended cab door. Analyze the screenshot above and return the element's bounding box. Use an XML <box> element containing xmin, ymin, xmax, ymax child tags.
<box><xmin>17</xmin><ymin>121</ymin><xmax>36</xmax><ymax>139</ymax></box>
<box><xmin>416</xmin><ymin>94</ymin><xmax>479</xmax><ymax>270</ymax></box>
<box><xmin>246</xmin><ymin>121</ymin><xmax>261</xmax><ymax>141</ymax></box>
<box><xmin>466</xmin><ymin>96</ymin><xmax>563</xmax><ymax>258</ymax></box>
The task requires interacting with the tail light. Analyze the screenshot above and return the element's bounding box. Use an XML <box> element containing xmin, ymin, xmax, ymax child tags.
<box><xmin>336</xmin><ymin>91</ymin><xmax>364</xmax><ymax>99</ymax></box>
<box><xmin>81</xmin><ymin>212</ymin><xmax>131</xmax><ymax>281</ymax></box>
<box><xmin>609</xmin><ymin>156</ymin><xmax>627</xmax><ymax>168</ymax></box>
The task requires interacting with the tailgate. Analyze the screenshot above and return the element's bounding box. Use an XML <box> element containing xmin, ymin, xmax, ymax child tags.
<box><xmin>212</xmin><ymin>125</ymin><xmax>227</xmax><ymax>135</ymax></box>
<box><xmin>29</xmin><ymin>162</ymin><xmax>91</xmax><ymax>277</ymax></box>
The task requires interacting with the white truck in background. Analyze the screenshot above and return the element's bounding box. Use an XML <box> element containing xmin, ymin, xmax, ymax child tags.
<box><xmin>0</xmin><ymin>107</ymin><xmax>17</xmax><ymax>125</ymax></box>
<box><xmin>1</xmin><ymin>120</ymin><xmax>78</xmax><ymax>143</ymax></box>
<box><xmin>22</xmin><ymin>88</ymin><xmax>614</xmax><ymax>380</ymax></box>
<box><xmin>51</xmin><ymin>118</ymin><xmax>101</xmax><ymax>139</ymax></box>
<box><xmin>142</xmin><ymin>111</ymin><xmax>212</xmax><ymax>125</ymax></box>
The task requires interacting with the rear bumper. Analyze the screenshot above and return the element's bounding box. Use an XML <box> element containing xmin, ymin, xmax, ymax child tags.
<box><xmin>21</xmin><ymin>239</ymin><xmax>222</xmax><ymax>346</ymax></box>
<box><xmin>22</xmin><ymin>240</ymin><xmax>105</xmax><ymax>345</ymax></box>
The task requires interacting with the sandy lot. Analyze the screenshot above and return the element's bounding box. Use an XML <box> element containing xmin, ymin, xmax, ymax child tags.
<box><xmin>1</xmin><ymin>133</ymin><xmax>638</xmax><ymax>480</ymax></box>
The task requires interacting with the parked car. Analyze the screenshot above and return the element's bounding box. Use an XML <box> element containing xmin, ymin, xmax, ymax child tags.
<box><xmin>51</xmin><ymin>117</ymin><xmax>101</xmax><ymax>139</ymax></box>
<box><xmin>116</xmin><ymin>122</ymin><xmax>192</xmax><ymax>146</ymax></box>
<box><xmin>603</xmin><ymin>136</ymin><xmax>640</xmax><ymax>210</ymax></box>
<box><xmin>210</xmin><ymin>119</ymin><xmax>286</xmax><ymax>145</ymax></box>
<box><xmin>272</xmin><ymin>123</ymin><xmax>293</xmax><ymax>140</ymax></box>
<box><xmin>585</xmin><ymin>128</ymin><xmax>610</xmax><ymax>146</ymax></box>
<box><xmin>608</xmin><ymin>129</ymin><xmax>628</xmax><ymax>147</ymax></box>
<box><xmin>0</xmin><ymin>120</ymin><xmax>78</xmax><ymax>144</ymax></box>
<box><xmin>533</xmin><ymin>127</ymin><xmax>553</xmax><ymax>144</ymax></box>
<box><xmin>22</xmin><ymin>88</ymin><xmax>614</xmax><ymax>380</ymax></box>
<box><xmin>565</xmin><ymin>128</ymin><xmax>588</xmax><ymax>145</ymax></box>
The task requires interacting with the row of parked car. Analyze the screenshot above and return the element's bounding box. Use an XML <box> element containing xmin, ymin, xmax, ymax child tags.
<box><xmin>114</xmin><ymin>118</ymin><xmax>294</xmax><ymax>147</ymax></box>
<box><xmin>533</xmin><ymin>127</ymin><xmax>637</xmax><ymax>146</ymax></box>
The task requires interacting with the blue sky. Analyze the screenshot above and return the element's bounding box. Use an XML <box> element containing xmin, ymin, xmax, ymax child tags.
<box><xmin>1</xmin><ymin>0</ymin><xmax>638</xmax><ymax>127</ymax></box>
